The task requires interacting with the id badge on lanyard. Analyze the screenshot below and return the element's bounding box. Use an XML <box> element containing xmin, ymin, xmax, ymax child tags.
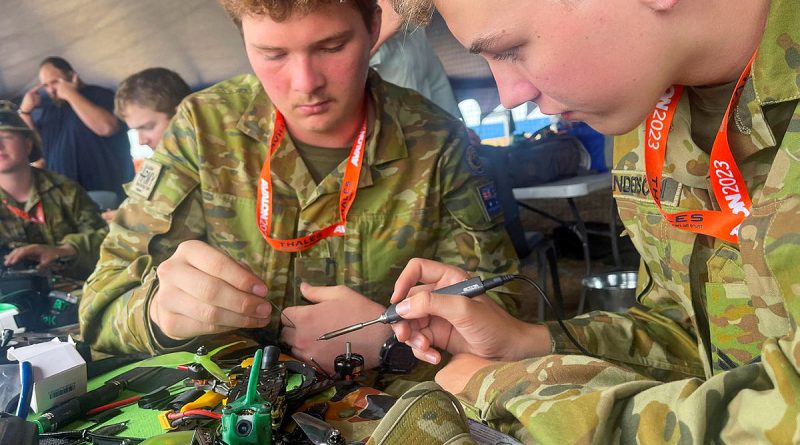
<box><xmin>644</xmin><ymin>53</ymin><xmax>756</xmax><ymax>243</ymax></box>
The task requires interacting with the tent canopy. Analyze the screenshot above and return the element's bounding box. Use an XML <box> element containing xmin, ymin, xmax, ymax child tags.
<box><xmin>1</xmin><ymin>0</ymin><xmax>252</xmax><ymax>100</ymax></box>
<box><xmin>1</xmin><ymin>1</ymin><xmax>495</xmax><ymax>107</ymax></box>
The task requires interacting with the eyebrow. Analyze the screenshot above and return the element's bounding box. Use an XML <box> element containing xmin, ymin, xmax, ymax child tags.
<box><xmin>469</xmin><ymin>33</ymin><xmax>504</xmax><ymax>54</ymax></box>
<box><xmin>251</xmin><ymin>30</ymin><xmax>354</xmax><ymax>52</ymax></box>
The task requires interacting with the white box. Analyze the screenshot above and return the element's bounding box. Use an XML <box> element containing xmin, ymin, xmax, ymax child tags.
<box><xmin>6</xmin><ymin>337</ymin><xmax>87</xmax><ymax>413</ymax></box>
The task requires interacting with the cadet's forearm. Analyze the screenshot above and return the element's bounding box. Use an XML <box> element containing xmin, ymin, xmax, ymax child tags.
<box><xmin>546</xmin><ymin>306</ymin><xmax>704</xmax><ymax>379</ymax></box>
<box><xmin>61</xmin><ymin>89</ymin><xmax>119</xmax><ymax>136</ymax></box>
<box><xmin>81</xmin><ymin>269</ymin><xmax>159</xmax><ymax>354</ymax></box>
<box><xmin>458</xmin><ymin>331</ymin><xmax>799</xmax><ymax>444</ymax></box>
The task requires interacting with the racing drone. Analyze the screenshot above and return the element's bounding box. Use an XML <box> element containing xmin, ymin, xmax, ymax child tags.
<box><xmin>154</xmin><ymin>341</ymin><xmax>367</xmax><ymax>445</ymax></box>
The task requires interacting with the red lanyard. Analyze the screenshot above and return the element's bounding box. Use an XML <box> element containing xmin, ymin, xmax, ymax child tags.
<box><xmin>256</xmin><ymin>109</ymin><xmax>368</xmax><ymax>252</ymax></box>
<box><xmin>644</xmin><ymin>53</ymin><xmax>756</xmax><ymax>243</ymax></box>
<box><xmin>3</xmin><ymin>199</ymin><xmax>45</xmax><ymax>225</ymax></box>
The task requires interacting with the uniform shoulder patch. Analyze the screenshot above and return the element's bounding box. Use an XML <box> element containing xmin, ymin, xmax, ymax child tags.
<box><xmin>477</xmin><ymin>182</ymin><xmax>503</xmax><ymax>221</ymax></box>
<box><xmin>130</xmin><ymin>159</ymin><xmax>163</xmax><ymax>200</ymax></box>
<box><xmin>465</xmin><ymin>145</ymin><xmax>485</xmax><ymax>176</ymax></box>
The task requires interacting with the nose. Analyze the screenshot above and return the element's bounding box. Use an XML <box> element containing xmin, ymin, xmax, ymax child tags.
<box><xmin>137</xmin><ymin>132</ymin><xmax>150</xmax><ymax>148</ymax></box>
<box><xmin>290</xmin><ymin>55</ymin><xmax>325</xmax><ymax>95</ymax></box>
<box><xmin>490</xmin><ymin>63</ymin><xmax>541</xmax><ymax>110</ymax></box>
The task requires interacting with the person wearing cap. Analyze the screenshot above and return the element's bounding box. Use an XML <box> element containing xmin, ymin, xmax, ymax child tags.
<box><xmin>0</xmin><ymin>101</ymin><xmax>108</xmax><ymax>280</ymax></box>
<box><xmin>79</xmin><ymin>0</ymin><xmax>520</xmax><ymax>378</ymax></box>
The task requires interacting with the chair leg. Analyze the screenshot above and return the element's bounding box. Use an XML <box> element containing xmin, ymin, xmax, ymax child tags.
<box><xmin>537</xmin><ymin>249</ymin><xmax>548</xmax><ymax>322</ymax></box>
<box><xmin>545</xmin><ymin>242</ymin><xmax>564</xmax><ymax>319</ymax></box>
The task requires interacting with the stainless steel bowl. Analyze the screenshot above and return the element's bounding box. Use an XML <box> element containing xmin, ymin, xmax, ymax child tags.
<box><xmin>582</xmin><ymin>271</ymin><xmax>638</xmax><ymax>312</ymax></box>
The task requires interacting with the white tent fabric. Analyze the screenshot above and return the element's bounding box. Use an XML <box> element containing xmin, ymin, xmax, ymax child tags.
<box><xmin>0</xmin><ymin>0</ymin><xmax>252</xmax><ymax>100</ymax></box>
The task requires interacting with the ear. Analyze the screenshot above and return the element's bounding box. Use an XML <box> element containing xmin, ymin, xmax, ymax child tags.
<box><xmin>369</xmin><ymin>5</ymin><xmax>383</xmax><ymax>49</ymax></box>
<box><xmin>641</xmin><ymin>0</ymin><xmax>680</xmax><ymax>12</ymax></box>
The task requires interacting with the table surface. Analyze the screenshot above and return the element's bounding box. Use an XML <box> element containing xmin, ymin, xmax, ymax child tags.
<box><xmin>512</xmin><ymin>172</ymin><xmax>611</xmax><ymax>200</ymax></box>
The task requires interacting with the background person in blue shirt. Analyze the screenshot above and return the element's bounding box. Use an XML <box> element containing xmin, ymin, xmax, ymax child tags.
<box><xmin>18</xmin><ymin>57</ymin><xmax>134</xmax><ymax>200</ymax></box>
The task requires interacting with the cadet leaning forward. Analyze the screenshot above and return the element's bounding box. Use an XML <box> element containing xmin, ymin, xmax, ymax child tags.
<box><xmin>373</xmin><ymin>0</ymin><xmax>799</xmax><ymax>443</ymax></box>
<box><xmin>79</xmin><ymin>0</ymin><xmax>519</xmax><ymax>376</ymax></box>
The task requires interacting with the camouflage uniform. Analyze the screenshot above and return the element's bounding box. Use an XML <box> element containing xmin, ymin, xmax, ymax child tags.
<box><xmin>0</xmin><ymin>168</ymin><xmax>108</xmax><ymax>280</ymax></box>
<box><xmin>452</xmin><ymin>1</ymin><xmax>800</xmax><ymax>443</ymax></box>
<box><xmin>80</xmin><ymin>71</ymin><xmax>520</xmax><ymax>355</ymax></box>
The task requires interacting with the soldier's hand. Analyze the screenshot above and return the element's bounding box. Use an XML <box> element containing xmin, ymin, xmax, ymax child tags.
<box><xmin>20</xmin><ymin>84</ymin><xmax>42</xmax><ymax>113</ymax></box>
<box><xmin>281</xmin><ymin>283</ymin><xmax>392</xmax><ymax>374</ymax></box>
<box><xmin>390</xmin><ymin>258</ymin><xmax>550</xmax><ymax>364</ymax></box>
<box><xmin>149</xmin><ymin>240</ymin><xmax>272</xmax><ymax>341</ymax></box>
<box><xmin>53</xmin><ymin>73</ymin><xmax>80</xmax><ymax>102</ymax></box>
<box><xmin>4</xmin><ymin>243</ymin><xmax>76</xmax><ymax>272</ymax></box>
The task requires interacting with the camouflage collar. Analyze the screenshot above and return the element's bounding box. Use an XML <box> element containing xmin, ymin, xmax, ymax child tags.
<box><xmin>735</xmin><ymin>0</ymin><xmax>800</xmax><ymax>150</ymax></box>
<box><xmin>235</xmin><ymin>72</ymin><xmax>411</xmax><ymax>208</ymax></box>
<box><xmin>0</xmin><ymin>168</ymin><xmax>53</xmax><ymax>211</ymax></box>
<box><xmin>28</xmin><ymin>169</ymin><xmax>59</xmax><ymax>210</ymax></box>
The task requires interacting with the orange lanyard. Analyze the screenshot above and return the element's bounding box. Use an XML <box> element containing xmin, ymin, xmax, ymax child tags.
<box><xmin>644</xmin><ymin>53</ymin><xmax>756</xmax><ymax>243</ymax></box>
<box><xmin>3</xmin><ymin>199</ymin><xmax>45</xmax><ymax>225</ymax></box>
<box><xmin>256</xmin><ymin>109</ymin><xmax>368</xmax><ymax>252</ymax></box>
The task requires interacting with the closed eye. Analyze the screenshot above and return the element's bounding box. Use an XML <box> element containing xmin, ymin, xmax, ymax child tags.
<box><xmin>492</xmin><ymin>47</ymin><xmax>521</xmax><ymax>63</ymax></box>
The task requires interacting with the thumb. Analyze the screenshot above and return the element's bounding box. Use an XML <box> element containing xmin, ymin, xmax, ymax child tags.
<box><xmin>395</xmin><ymin>292</ymin><xmax>468</xmax><ymax>322</ymax></box>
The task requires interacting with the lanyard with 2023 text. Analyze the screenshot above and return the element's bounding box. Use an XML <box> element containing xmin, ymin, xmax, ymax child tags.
<box><xmin>3</xmin><ymin>199</ymin><xmax>44</xmax><ymax>225</ymax></box>
<box><xmin>256</xmin><ymin>110</ymin><xmax>367</xmax><ymax>252</ymax></box>
<box><xmin>644</xmin><ymin>53</ymin><xmax>756</xmax><ymax>244</ymax></box>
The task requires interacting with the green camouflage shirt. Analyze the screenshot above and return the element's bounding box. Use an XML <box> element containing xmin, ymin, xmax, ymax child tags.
<box><xmin>80</xmin><ymin>71</ymin><xmax>520</xmax><ymax>355</ymax></box>
<box><xmin>0</xmin><ymin>168</ymin><xmax>107</xmax><ymax>280</ymax></box>
<box><xmin>455</xmin><ymin>1</ymin><xmax>800</xmax><ymax>443</ymax></box>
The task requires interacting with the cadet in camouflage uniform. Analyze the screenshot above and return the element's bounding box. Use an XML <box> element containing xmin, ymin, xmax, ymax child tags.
<box><xmin>0</xmin><ymin>101</ymin><xmax>108</xmax><ymax>280</ymax></box>
<box><xmin>79</xmin><ymin>0</ymin><xmax>519</xmax><ymax>374</ymax></box>
<box><xmin>383</xmin><ymin>0</ymin><xmax>800</xmax><ymax>443</ymax></box>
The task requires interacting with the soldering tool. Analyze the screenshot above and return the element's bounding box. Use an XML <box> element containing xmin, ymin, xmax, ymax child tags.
<box><xmin>317</xmin><ymin>275</ymin><xmax>515</xmax><ymax>341</ymax></box>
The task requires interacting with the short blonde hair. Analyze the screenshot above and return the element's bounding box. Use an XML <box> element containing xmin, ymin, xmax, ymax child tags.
<box><xmin>389</xmin><ymin>0</ymin><xmax>434</xmax><ymax>24</ymax></box>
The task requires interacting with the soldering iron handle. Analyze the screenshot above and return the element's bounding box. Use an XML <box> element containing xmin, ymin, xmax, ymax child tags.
<box><xmin>382</xmin><ymin>277</ymin><xmax>482</xmax><ymax>324</ymax></box>
<box><xmin>383</xmin><ymin>275</ymin><xmax>514</xmax><ymax>324</ymax></box>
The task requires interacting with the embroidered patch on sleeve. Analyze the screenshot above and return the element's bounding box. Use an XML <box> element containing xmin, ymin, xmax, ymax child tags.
<box><xmin>465</xmin><ymin>145</ymin><xmax>485</xmax><ymax>176</ymax></box>
<box><xmin>130</xmin><ymin>160</ymin><xmax>163</xmax><ymax>200</ymax></box>
<box><xmin>478</xmin><ymin>182</ymin><xmax>503</xmax><ymax>221</ymax></box>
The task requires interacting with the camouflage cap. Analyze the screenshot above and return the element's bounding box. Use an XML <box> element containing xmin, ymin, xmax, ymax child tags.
<box><xmin>0</xmin><ymin>100</ymin><xmax>42</xmax><ymax>162</ymax></box>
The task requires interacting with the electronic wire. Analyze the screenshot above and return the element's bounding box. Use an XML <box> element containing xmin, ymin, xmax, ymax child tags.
<box><xmin>513</xmin><ymin>274</ymin><xmax>597</xmax><ymax>358</ymax></box>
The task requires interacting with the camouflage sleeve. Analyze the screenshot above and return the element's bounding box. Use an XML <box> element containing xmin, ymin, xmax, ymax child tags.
<box><xmin>544</xmin><ymin>259</ymin><xmax>705</xmax><ymax>380</ymax></box>
<box><xmin>80</xmin><ymin>105</ymin><xmax>206</xmax><ymax>354</ymax></box>
<box><xmin>58</xmin><ymin>183</ymin><xmax>109</xmax><ymax>279</ymax></box>
<box><xmin>457</xmin><ymin>329</ymin><xmax>799</xmax><ymax>443</ymax></box>
<box><xmin>432</xmin><ymin>131</ymin><xmax>522</xmax><ymax>314</ymax></box>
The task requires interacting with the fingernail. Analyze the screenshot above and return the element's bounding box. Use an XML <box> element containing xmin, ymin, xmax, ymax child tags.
<box><xmin>424</xmin><ymin>352</ymin><xmax>439</xmax><ymax>364</ymax></box>
<box><xmin>395</xmin><ymin>300</ymin><xmax>410</xmax><ymax>316</ymax></box>
<box><xmin>256</xmin><ymin>304</ymin><xmax>272</xmax><ymax>317</ymax></box>
<box><xmin>252</xmin><ymin>284</ymin><xmax>267</xmax><ymax>297</ymax></box>
<box><xmin>410</xmin><ymin>337</ymin><xmax>425</xmax><ymax>350</ymax></box>
<box><xmin>299</xmin><ymin>282</ymin><xmax>309</xmax><ymax>293</ymax></box>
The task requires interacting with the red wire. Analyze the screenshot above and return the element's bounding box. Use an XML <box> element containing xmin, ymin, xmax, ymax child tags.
<box><xmin>86</xmin><ymin>395</ymin><xmax>142</xmax><ymax>416</ymax></box>
<box><xmin>167</xmin><ymin>409</ymin><xmax>222</xmax><ymax>420</ymax></box>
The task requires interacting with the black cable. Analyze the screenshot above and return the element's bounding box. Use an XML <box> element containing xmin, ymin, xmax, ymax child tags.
<box><xmin>513</xmin><ymin>274</ymin><xmax>597</xmax><ymax>358</ymax></box>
